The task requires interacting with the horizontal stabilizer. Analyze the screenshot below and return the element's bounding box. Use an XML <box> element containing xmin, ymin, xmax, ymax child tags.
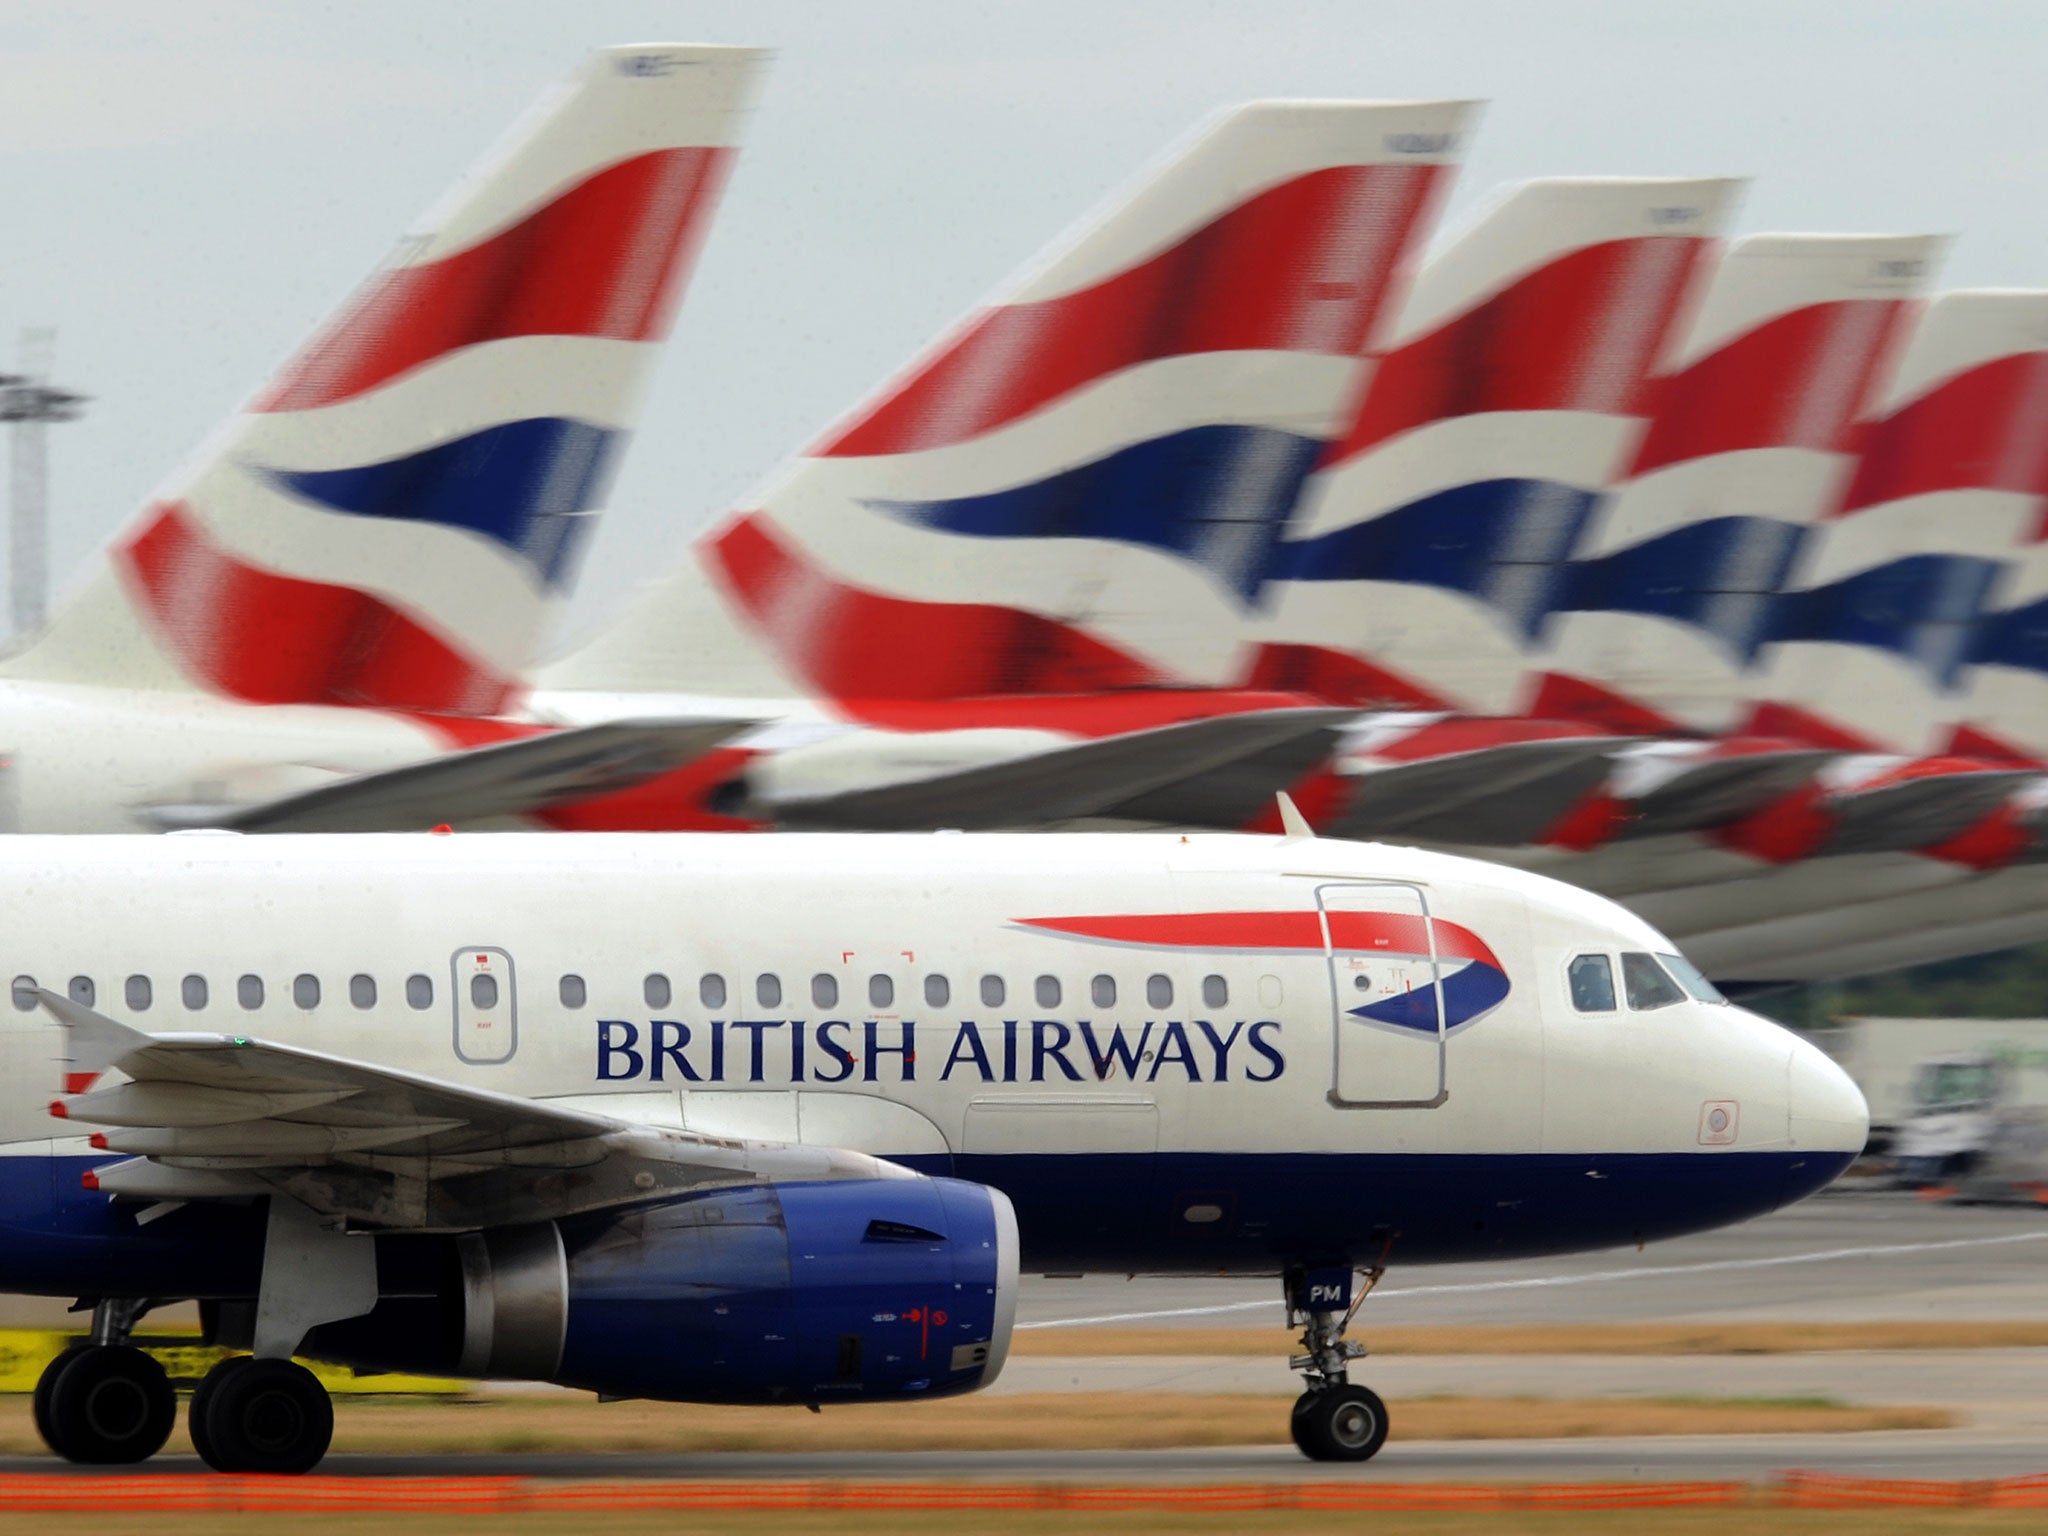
<box><xmin>1333</xmin><ymin>736</ymin><xmax>1632</xmax><ymax>845</ymax></box>
<box><xmin>149</xmin><ymin>716</ymin><xmax>756</xmax><ymax>832</ymax></box>
<box><xmin>761</xmin><ymin>707</ymin><xmax>1357</xmax><ymax>831</ymax></box>
<box><xmin>1820</xmin><ymin>769</ymin><xmax>2036</xmax><ymax>857</ymax></box>
<box><xmin>1612</xmin><ymin>746</ymin><xmax>1837</xmax><ymax>838</ymax></box>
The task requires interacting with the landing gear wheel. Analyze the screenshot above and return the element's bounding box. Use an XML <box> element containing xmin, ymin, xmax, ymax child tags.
<box><xmin>188</xmin><ymin>1355</ymin><xmax>253</xmax><ymax>1469</ymax></box>
<box><xmin>1291</xmin><ymin>1384</ymin><xmax>1388</xmax><ymax>1462</ymax></box>
<box><xmin>195</xmin><ymin>1358</ymin><xmax>332</xmax><ymax>1474</ymax></box>
<box><xmin>36</xmin><ymin>1344</ymin><xmax>176</xmax><ymax>1464</ymax></box>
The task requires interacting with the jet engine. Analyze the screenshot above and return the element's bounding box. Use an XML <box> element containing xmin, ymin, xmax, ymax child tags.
<box><xmin>307</xmin><ymin>1176</ymin><xmax>1018</xmax><ymax>1404</ymax></box>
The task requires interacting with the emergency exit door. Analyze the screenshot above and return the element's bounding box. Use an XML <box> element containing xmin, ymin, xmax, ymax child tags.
<box><xmin>453</xmin><ymin>947</ymin><xmax>517</xmax><ymax>1065</ymax></box>
<box><xmin>1319</xmin><ymin>883</ymin><xmax>1445</xmax><ymax>1108</ymax></box>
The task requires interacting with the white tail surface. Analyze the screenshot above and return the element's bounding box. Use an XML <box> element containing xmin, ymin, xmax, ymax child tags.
<box><xmin>10</xmin><ymin>44</ymin><xmax>767</xmax><ymax>717</ymax></box>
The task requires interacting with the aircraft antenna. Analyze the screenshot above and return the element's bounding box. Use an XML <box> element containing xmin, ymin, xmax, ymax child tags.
<box><xmin>0</xmin><ymin>327</ymin><xmax>89</xmax><ymax>638</ymax></box>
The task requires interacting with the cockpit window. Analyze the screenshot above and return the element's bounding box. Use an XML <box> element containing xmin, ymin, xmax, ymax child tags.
<box><xmin>1567</xmin><ymin>954</ymin><xmax>1616</xmax><ymax>1012</ymax></box>
<box><xmin>1622</xmin><ymin>952</ymin><xmax>1686</xmax><ymax>1010</ymax></box>
<box><xmin>1658</xmin><ymin>952</ymin><xmax>1726</xmax><ymax>1004</ymax></box>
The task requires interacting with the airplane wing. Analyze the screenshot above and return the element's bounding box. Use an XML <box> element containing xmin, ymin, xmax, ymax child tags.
<box><xmin>40</xmin><ymin>990</ymin><xmax>907</xmax><ymax>1232</ymax></box>
<box><xmin>760</xmin><ymin>707</ymin><xmax>1357</xmax><ymax>830</ymax></box>
<box><xmin>147</xmin><ymin>717</ymin><xmax>755</xmax><ymax>833</ymax></box>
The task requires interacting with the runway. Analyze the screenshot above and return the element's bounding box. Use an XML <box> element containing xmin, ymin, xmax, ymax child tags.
<box><xmin>3</xmin><ymin>1188</ymin><xmax>2044</xmax><ymax>1484</ymax></box>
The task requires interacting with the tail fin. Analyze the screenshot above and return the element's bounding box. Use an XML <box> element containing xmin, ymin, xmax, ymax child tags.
<box><xmin>1247</xmin><ymin>176</ymin><xmax>1740</xmax><ymax>715</ymax></box>
<box><xmin>10</xmin><ymin>44</ymin><xmax>766</xmax><ymax>716</ymax></box>
<box><xmin>548</xmin><ymin>99</ymin><xmax>1476</xmax><ymax>703</ymax></box>
<box><xmin>1537</xmin><ymin>233</ymin><xmax>1937</xmax><ymax>732</ymax></box>
<box><xmin>1772</xmin><ymin>287</ymin><xmax>2048</xmax><ymax>754</ymax></box>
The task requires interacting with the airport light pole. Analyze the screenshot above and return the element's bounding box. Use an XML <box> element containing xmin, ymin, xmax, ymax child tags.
<box><xmin>0</xmin><ymin>328</ymin><xmax>87</xmax><ymax>638</ymax></box>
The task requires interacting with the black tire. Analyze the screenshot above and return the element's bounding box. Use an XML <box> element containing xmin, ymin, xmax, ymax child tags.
<box><xmin>189</xmin><ymin>1356</ymin><xmax>255</xmax><ymax>1471</ymax></box>
<box><xmin>43</xmin><ymin>1345</ymin><xmax>176</xmax><ymax>1464</ymax></box>
<box><xmin>201</xmin><ymin>1358</ymin><xmax>333</xmax><ymax>1475</ymax></box>
<box><xmin>1293</xmin><ymin>1383</ymin><xmax>1389</xmax><ymax>1462</ymax></box>
<box><xmin>32</xmin><ymin>1348</ymin><xmax>83</xmax><ymax>1456</ymax></box>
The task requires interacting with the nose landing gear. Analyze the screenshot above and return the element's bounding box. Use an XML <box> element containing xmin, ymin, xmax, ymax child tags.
<box><xmin>1284</xmin><ymin>1263</ymin><xmax>1390</xmax><ymax>1462</ymax></box>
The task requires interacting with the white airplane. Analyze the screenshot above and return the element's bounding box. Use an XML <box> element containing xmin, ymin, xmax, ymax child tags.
<box><xmin>0</xmin><ymin>817</ymin><xmax>1865</xmax><ymax>1471</ymax></box>
<box><xmin>0</xmin><ymin>44</ymin><xmax>766</xmax><ymax>833</ymax></box>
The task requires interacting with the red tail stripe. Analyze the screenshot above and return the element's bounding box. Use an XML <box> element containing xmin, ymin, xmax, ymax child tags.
<box><xmin>820</xmin><ymin>164</ymin><xmax>1445</xmax><ymax>459</ymax></box>
<box><xmin>1327</xmin><ymin>235</ymin><xmax>1711</xmax><ymax>468</ymax></box>
<box><xmin>119</xmin><ymin>502</ymin><xmax>516</xmax><ymax>715</ymax></box>
<box><xmin>706</xmin><ymin>513</ymin><xmax>1166</xmax><ymax>723</ymax></box>
<box><xmin>1628</xmin><ymin>300</ymin><xmax>1909</xmax><ymax>476</ymax></box>
<box><xmin>255</xmin><ymin>147</ymin><xmax>733</xmax><ymax>413</ymax></box>
<box><xmin>1834</xmin><ymin>350</ymin><xmax>2048</xmax><ymax>519</ymax></box>
<box><xmin>1017</xmin><ymin>910</ymin><xmax>1501</xmax><ymax>969</ymax></box>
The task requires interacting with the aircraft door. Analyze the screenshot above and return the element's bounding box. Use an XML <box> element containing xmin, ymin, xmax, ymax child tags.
<box><xmin>1320</xmin><ymin>882</ymin><xmax>1445</xmax><ymax>1108</ymax></box>
<box><xmin>453</xmin><ymin>947</ymin><xmax>517</xmax><ymax>1065</ymax></box>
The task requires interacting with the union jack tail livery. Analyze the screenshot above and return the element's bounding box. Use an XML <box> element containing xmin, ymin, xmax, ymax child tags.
<box><xmin>1248</xmin><ymin>176</ymin><xmax>1741</xmax><ymax>719</ymax></box>
<box><xmin>553</xmin><ymin>99</ymin><xmax>1477</xmax><ymax>705</ymax></box>
<box><xmin>10</xmin><ymin>44</ymin><xmax>767</xmax><ymax>717</ymax></box>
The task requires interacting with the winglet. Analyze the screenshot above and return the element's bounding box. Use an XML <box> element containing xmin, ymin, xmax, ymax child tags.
<box><xmin>1276</xmin><ymin>791</ymin><xmax>1315</xmax><ymax>840</ymax></box>
<box><xmin>37</xmin><ymin>988</ymin><xmax>151</xmax><ymax>1095</ymax></box>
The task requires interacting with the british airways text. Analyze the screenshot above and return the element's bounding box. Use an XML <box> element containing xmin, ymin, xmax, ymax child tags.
<box><xmin>596</xmin><ymin>1018</ymin><xmax>1286</xmax><ymax>1084</ymax></box>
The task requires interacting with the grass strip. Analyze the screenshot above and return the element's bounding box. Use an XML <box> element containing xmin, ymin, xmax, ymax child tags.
<box><xmin>1012</xmin><ymin>1321</ymin><xmax>2048</xmax><ymax>1357</ymax></box>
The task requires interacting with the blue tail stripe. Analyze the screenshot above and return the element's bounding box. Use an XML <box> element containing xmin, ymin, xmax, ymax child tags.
<box><xmin>263</xmin><ymin>417</ymin><xmax>621</xmax><ymax>589</ymax></box>
<box><xmin>1768</xmin><ymin>554</ymin><xmax>2006</xmax><ymax>688</ymax></box>
<box><xmin>870</xmin><ymin>425</ymin><xmax>1323</xmax><ymax>602</ymax></box>
<box><xmin>1972</xmin><ymin>594</ymin><xmax>2048</xmax><ymax>676</ymax></box>
<box><xmin>1266</xmin><ymin>479</ymin><xmax>1600</xmax><ymax>639</ymax></box>
<box><xmin>1552</xmin><ymin>516</ymin><xmax>1810</xmax><ymax>663</ymax></box>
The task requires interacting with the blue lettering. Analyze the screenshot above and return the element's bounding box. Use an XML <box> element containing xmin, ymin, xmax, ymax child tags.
<box><xmin>710</xmin><ymin>1019</ymin><xmax>726</xmax><ymax>1081</ymax></box>
<box><xmin>649</xmin><ymin>1020</ymin><xmax>702</xmax><ymax>1082</ymax></box>
<box><xmin>941</xmin><ymin>1022</ymin><xmax>994</xmax><ymax>1081</ymax></box>
<box><xmin>816</xmin><ymin>1020</ymin><xmax>857</xmax><ymax>1083</ymax></box>
<box><xmin>1031</xmin><ymin>1020</ymin><xmax>1084</xmax><ymax>1082</ymax></box>
<box><xmin>864</xmin><ymin>1020</ymin><xmax>915</xmax><ymax>1082</ymax></box>
<box><xmin>597</xmin><ymin>1020</ymin><xmax>644</xmax><ymax>1080</ymax></box>
<box><xmin>1001</xmin><ymin>1021</ymin><xmax>1019</xmax><ymax>1083</ymax></box>
<box><xmin>1148</xmin><ymin>1020</ymin><xmax>1201</xmax><ymax>1082</ymax></box>
<box><xmin>1078</xmin><ymin>1020</ymin><xmax>1152</xmax><ymax>1080</ymax></box>
<box><xmin>790</xmin><ymin>1015</ymin><xmax>806</xmax><ymax>1081</ymax></box>
<box><xmin>729</xmin><ymin>1020</ymin><xmax>783</xmax><ymax>1083</ymax></box>
<box><xmin>1194</xmin><ymin>1019</ymin><xmax>1245</xmax><ymax>1080</ymax></box>
<box><xmin>1246</xmin><ymin>1020</ymin><xmax>1285</xmax><ymax>1082</ymax></box>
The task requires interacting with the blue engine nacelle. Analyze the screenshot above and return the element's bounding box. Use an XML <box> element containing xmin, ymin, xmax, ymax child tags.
<box><xmin>453</xmin><ymin>1176</ymin><xmax>1018</xmax><ymax>1404</ymax></box>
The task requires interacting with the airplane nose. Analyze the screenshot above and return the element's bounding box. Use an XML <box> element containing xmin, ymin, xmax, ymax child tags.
<box><xmin>1779</xmin><ymin>1036</ymin><xmax>1868</xmax><ymax>1210</ymax></box>
<box><xmin>1788</xmin><ymin>1039</ymin><xmax>1869</xmax><ymax>1155</ymax></box>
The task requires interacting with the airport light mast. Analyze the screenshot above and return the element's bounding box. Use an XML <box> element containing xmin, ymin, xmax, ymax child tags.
<box><xmin>0</xmin><ymin>328</ymin><xmax>87</xmax><ymax>639</ymax></box>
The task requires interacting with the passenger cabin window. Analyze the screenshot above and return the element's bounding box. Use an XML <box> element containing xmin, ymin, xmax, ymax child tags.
<box><xmin>406</xmin><ymin>974</ymin><xmax>433</xmax><ymax>1010</ymax></box>
<box><xmin>644</xmin><ymin>973</ymin><xmax>671</xmax><ymax>1009</ymax></box>
<box><xmin>812</xmin><ymin>974</ymin><xmax>838</xmax><ymax>1009</ymax></box>
<box><xmin>10</xmin><ymin>976</ymin><xmax>33</xmax><ymax>1012</ymax></box>
<box><xmin>1091</xmin><ymin>975</ymin><xmax>1116</xmax><ymax>1008</ymax></box>
<box><xmin>1622</xmin><ymin>952</ymin><xmax>1686</xmax><ymax>1011</ymax></box>
<box><xmin>1659</xmin><ymin>952</ymin><xmax>1726</xmax><ymax>1004</ymax></box>
<box><xmin>870</xmin><ymin>975</ymin><xmax>894</xmax><ymax>1009</ymax></box>
<box><xmin>1202</xmin><ymin>974</ymin><xmax>1228</xmax><ymax>1009</ymax></box>
<box><xmin>69</xmin><ymin>977</ymin><xmax>94</xmax><ymax>1008</ymax></box>
<box><xmin>1035</xmin><ymin>975</ymin><xmax>1061</xmax><ymax>1008</ymax></box>
<box><xmin>980</xmin><ymin>975</ymin><xmax>1005</xmax><ymax>1008</ymax></box>
<box><xmin>350</xmin><ymin>974</ymin><xmax>377</xmax><ymax>1009</ymax></box>
<box><xmin>924</xmin><ymin>975</ymin><xmax>950</xmax><ymax>1008</ymax></box>
<box><xmin>293</xmin><ymin>974</ymin><xmax>320</xmax><ymax>1010</ymax></box>
<box><xmin>238</xmin><ymin>975</ymin><xmax>264</xmax><ymax>1010</ymax></box>
<box><xmin>559</xmin><ymin>974</ymin><xmax>586</xmax><ymax>1009</ymax></box>
<box><xmin>471</xmin><ymin>974</ymin><xmax>498</xmax><ymax>1009</ymax></box>
<box><xmin>1259</xmin><ymin>974</ymin><xmax>1283</xmax><ymax>1008</ymax></box>
<box><xmin>182</xmin><ymin>975</ymin><xmax>208</xmax><ymax>1010</ymax></box>
<box><xmin>700</xmin><ymin>974</ymin><xmax>726</xmax><ymax>1009</ymax></box>
<box><xmin>1567</xmin><ymin>954</ymin><xmax>1616</xmax><ymax>1013</ymax></box>
<box><xmin>125</xmin><ymin>975</ymin><xmax>152</xmax><ymax>1011</ymax></box>
<box><xmin>1147</xmin><ymin>974</ymin><xmax>1173</xmax><ymax>1009</ymax></box>
<box><xmin>756</xmin><ymin>973</ymin><xmax>782</xmax><ymax>1009</ymax></box>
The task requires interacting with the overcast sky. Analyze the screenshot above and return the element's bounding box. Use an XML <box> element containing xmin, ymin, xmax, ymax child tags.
<box><xmin>3</xmin><ymin>1</ymin><xmax>2042</xmax><ymax>652</ymax></box>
